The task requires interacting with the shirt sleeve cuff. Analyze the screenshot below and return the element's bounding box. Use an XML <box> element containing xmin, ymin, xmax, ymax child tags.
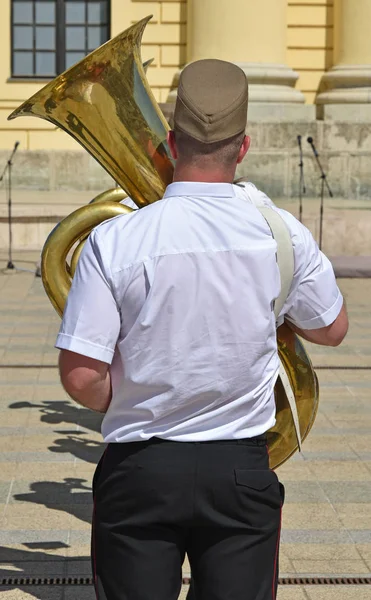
<box><xmin>55</xmin><ymin>333</ymin><xmax>115</xmax><ymax>364</ymax></box>
<box><xmin>288</xmin><ymin>290</ymin><xmax>344</xmax><ymax>331</ymax></box>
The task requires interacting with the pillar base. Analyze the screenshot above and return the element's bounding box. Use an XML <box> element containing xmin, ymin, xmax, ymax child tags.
<box><xmin>317</xmin><ymin>103</ymin><xmax>371</xmax><ymax>121</ymax></box>
<box><xmin>317</xmin><ymin>65</ymin><xmax>371</xmax><ymax>119</ymax></box>
<box><xmin>248</xmin><ymin>102</ymin><xmax>315</xmax><ymax>121</ymax></box>
<box><xmin>235</xmin><ymin>63</ymin><xmax>305</xmax><ymax>104</ymax></box>
<box><xmin>168</xmin><ymin>62</ymin><xmax>306</xmax><ymax>107</ymax></box>
<box><xmin>160</xmin><ymin>101</ymin><xmax>315</xmax><ymax>124</ymax></box>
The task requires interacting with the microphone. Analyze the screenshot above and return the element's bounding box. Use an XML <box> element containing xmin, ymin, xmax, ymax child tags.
<box><xmin>297</xmin><ymin>135</ymin><xmax>304</xmax><ymax>156</ymax></box>
<box><xmin>306</xmin><ymin>136</ymin><xmax>334</xmax><ymax>250</ymax></box>
<box><xmin>307</xmin><ymin>136</ymin><xmax>318</xmax><ymax>157</ymax></box>
<box><xmin>297</xmin><ymin>135</ymin><xmax>305</xmax><ymax>222</ymax></box>
<box><xmin>0</xmin><ymin>141</ymin><xmax>21</xmax><ymax>181</ymax></box>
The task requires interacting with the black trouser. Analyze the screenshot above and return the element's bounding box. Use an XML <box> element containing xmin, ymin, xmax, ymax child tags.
<box><xmin>92</xmin><ymin>436</ymin><xmax>284</xmax><ymax>600</ymax></box>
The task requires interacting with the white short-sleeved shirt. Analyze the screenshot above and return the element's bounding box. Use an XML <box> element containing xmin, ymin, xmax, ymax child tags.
<box><xmin>56</xmin><ymin>181</ymin><xmax>343</xmax><ymax>442</ymax></box>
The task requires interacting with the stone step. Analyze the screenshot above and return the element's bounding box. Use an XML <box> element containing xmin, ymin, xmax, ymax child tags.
<box><xmin>0</xmin><ymin>190</ymin><xmax>106</xmax><ymax>253</ymax></box>
<box><xmin>0</xmin><ymin>193</ymin><xmax>370</xmax><ymax>256</ymax></box>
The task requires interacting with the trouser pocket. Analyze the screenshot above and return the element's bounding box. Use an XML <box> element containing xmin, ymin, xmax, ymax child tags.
<box><xmin>234</xmin><ymin>468</ymin><xmax>283</xmax><ymax>511</ymax></box>
<box><xmin>279</xmin><ymin>481</ymin><xmax>285</xmax><ymax>506</ymax></box>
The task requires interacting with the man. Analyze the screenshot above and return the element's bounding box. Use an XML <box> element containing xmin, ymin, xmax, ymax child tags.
<box><xmin>56</xmin><ymin>60</ymin><xmax>348</xmax><ymax>600</ymax></box>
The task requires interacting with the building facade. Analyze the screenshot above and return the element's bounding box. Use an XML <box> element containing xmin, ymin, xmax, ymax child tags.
<box><xmin>2</xmin><ymin>0</ymin><xmax>371</xmax><ymax>150</ymax></box>
<box><xmin>0</xmin><ymin>0</ymin><xmax>370</xmax><ymax>255</ymax></box>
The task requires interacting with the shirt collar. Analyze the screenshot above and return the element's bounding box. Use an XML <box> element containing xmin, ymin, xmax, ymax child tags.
<box><xmin>163</xmin><ymin>181</ymin><xmax>237</xmax><ymax>199</ymax></box>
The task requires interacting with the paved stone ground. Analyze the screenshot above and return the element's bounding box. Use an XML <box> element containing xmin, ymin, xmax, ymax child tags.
<box><xmin>0</xmin><ymin>251</ymin><xmax>370</xmax><ymax>599</ymax></box>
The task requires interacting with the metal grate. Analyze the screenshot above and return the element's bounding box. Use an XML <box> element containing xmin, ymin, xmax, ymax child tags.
<box><xmin>279</xmin><ymin>577</ymin><xmax>371</xmax><ymax>585</ymax></box>
<box><xmin>1</xmin><ymin>576</ymin><xmax>371</xmax><ymax>587</ymax></box>
<box><xmin>0</xmin><ymin>577</ymin><xmax>92</xmax><ymax>586</ymax></box>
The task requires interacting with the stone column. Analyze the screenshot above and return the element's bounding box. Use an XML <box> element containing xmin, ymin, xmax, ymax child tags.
<box><xmin>167</xmin><ymin>0</ymin><xmax>310</xmax><ymax>120</ymax></box>
<box><xmin>317</xmin><ymin>0</ymin><xmax>371</xmax><ymax>120</ymax></box>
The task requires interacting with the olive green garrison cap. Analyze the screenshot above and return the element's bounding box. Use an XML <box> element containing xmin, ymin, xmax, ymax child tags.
<box><xmin>174</xmin><ymin>59</ymin><xmax>248</xmax><ymax>144</ymax></box>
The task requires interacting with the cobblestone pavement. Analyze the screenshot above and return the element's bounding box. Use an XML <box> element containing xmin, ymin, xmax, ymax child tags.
<box><xmin>0</xmin><ymin>252</ymin><xmax>370</xmax><ymax>599</ymax></box>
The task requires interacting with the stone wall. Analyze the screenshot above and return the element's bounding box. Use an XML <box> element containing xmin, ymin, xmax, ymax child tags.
<box><xmin>237</xmin><ymin>120</ymin><xmax>371</xmax><ymax>201</ymax></box>
<box><xmin>0</xmin><ymin>151</ymin><xmax>115</xmax><ymax>193</ymax></box>
<box><xmin>2</xmin><ymin>120</ymin><xmax>370</xmax><ymax>201</ymax></box>
<box><xmin>1</xmin><ymin>118</ymin><xmax>371</xmax><ymax>255</ymax></box>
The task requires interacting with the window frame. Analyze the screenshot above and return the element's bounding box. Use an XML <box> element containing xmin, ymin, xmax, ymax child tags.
<box><xmin>11</xmin><ymin>0</ymin><xmax>111</xmax><ymax>80</ymax></box>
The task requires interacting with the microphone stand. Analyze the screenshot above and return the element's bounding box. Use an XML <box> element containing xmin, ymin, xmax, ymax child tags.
<box><xmin>0</xmin><ymin>142</ymin><xmax>33</xmax><ymax>273</ymax></box>
<box><xmin>307</xmin><ymin>137</ymin><xmax>333</xmax><ymax>250</ymax></box>
<box><xmin>297</xmin><ymin>135</ymin><xmax>306</xmax><ymax>223</ymax></box>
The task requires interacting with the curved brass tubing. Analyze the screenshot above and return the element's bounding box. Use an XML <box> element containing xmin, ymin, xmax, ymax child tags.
<box><xmin>42</xmin><ymin>201</ymin><xmax>133</xmax><ymax>317</ymax></box>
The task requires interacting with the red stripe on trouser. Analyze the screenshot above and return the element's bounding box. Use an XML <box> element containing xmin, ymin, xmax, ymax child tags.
<box><xmin>92</xmin><ymin>447</ymin><xmax>109</xmax><ymax>599</ymax></box>
<box><xmin>272</xmin><ymin>506</ymin><xmax>282</xmax><ymax>600</ymax></box>
<box><xmin>267</xmin><ymin>442</ymin><xmax>282</xmax><ymax>599</ymax></box>
<box><xmin>92</xmin><ymin>498</ymin><xmax>98</xmax><ymax>596</ymax></box>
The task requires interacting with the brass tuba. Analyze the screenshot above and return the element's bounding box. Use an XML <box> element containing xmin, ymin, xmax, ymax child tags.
<box><xmin>8</xmin><ymin>16</ymin><xmax>318</xmax><ymax>470</ymax></box>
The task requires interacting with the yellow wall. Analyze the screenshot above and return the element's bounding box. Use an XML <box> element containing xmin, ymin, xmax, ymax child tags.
<box><xmin>0</xmin><ymin>0</ymin><xmax>334</xmax><ymax>149</ymax></box>
<box><xmin>120</xmin><ymin>0</ymin><xmax>186</xmax><ymax>103</ymax></box>
<box><xmin>126</xmin><ymin>0</ymin><xmax>334</xmax><ymax>105</ymax></box>
<box><xmin>287</xmin><ymin>0</ymin><xmax>334</xmax><ymax>105</ymax></box>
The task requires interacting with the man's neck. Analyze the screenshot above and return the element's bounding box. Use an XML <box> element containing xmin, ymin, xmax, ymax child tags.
<box><xmin>172</xmin><ymin>164</ymin><xmax>235</xmax><ymax>184</ymax></box>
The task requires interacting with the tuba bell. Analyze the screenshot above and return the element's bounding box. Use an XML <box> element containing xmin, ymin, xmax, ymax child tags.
<box><xmin>8</xmin><ymin>16</ymin><xmax>318</xmax><ymax>470</ymax></box>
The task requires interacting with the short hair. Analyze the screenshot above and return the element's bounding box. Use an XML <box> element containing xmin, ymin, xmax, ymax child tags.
<box><xmin>174</xmin><ymin>129</ymin><xmax>245</xmax><ymax>166</ymax></box>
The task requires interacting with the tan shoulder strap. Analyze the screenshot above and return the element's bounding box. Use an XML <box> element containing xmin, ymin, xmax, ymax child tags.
<box><xmin>257</xmin><ymin>206</ymin><xmax>301</xmax><ymax>450</ymax></box>
<box><xmin>257</xmin><ymin>206</ymin><xmax>302</xmax><ymax>450</ymax></box>
<box><xmin>236</xmin><ymin>182</ymin><xmax>302</xmax><ymax>451</ymax></box>
<box><xmin>234</xmin><ymin>181</ymin><xmax>295</xmax><ymax>318</ymax></box>
<box><xmin>256</xmin><ymin>207</ymin><xmax>295</xmax><ymax>320</ymax></box>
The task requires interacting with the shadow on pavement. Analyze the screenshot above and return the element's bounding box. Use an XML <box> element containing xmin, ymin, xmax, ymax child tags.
<box><xmin>8</xmin><ymin>400</ymin><xmax>104</xmax><ymax>526</ymax></box>
<box><xmin>0</xmin><ymin>544</ymin><xmax>92</xmax><ymax>600</ymax></box>
<box><xmin>5</xmin><ymin>400</ymin><xmax>196</xmax><ymax>599</ymax></box>
<box><xmin>13</xmin><ymin>478</ymin><xmax>94</xmax><ymax>524</ymax></box>
<box><xmin>9</xmin><ymin>399</ymin><xmax>105</xmax><ymax>462</ymax></box>
<box><xmin>9</xmin><ymin>400</ymin><xmax>103</xmax><ymax>433</ymax></box>
<box><xmin>49</xmin><ymin>432</ymin><xmax>104</xmax><ymax>464</ymax></box>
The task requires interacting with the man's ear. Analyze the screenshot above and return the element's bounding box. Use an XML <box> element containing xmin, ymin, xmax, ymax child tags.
<box><xmin>237</xmin><ymin>135</ymin><xmax>250</xmax><ymax>164</ymax></box>
<box><xmin>167</xmin><ymin>130</ymin><xmax>178</xmax><ymax>160</ymax></box>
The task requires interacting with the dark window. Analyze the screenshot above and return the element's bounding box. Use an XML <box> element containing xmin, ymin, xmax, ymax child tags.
<box><xmin>11</xmin><ymin>0</ymin><xmax>110</xmax><ymax>78</ymax></box>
